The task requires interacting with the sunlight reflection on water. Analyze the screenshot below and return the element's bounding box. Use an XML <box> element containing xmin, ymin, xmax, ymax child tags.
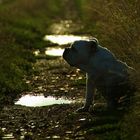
<box><xmin>34</xmin><ymin>35</ymin><xmax>89</xmax><ymax>57</ymax></box>
<box><xmin>44</xmin><ymin>35</ymin><xmax>89</xmax><ymax>45</ymax></box>
<box><xmin>45</xmin><ymin>47</ymin><xmax>64</xmax><ymax>56</ymax></box>
<box><xmin>15</xmin><ymin>95</ymin><xmax>73</xmax><ymax>107</ymax></box>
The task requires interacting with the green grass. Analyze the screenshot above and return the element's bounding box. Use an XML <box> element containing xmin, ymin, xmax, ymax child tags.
<box><xmin>0</xmin><ymin>0</ymin><xmax>48</xmax><ymax>105</ymax></box>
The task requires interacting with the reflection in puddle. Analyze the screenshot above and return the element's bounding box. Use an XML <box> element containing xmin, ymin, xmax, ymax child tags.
<box><xmin>34</xmin><ymin>35</ymin><xmax>89</xmax><ymax>57</ymax></box>
<box><xmin>45</xmin><ymin>47</ymin><xmax>64</xmax><ymax>56</ymax></box>
<box><xmin>33</xmin><ymin>48</ymin><xmax>64</xmax><ymax>57</ymax></box>
<box><xmin>15</xmin><ymin>95</ymin><xmax>73</xmax><ymax>107</ymax></box>
<box><xmin>44</xmin><ymin>35</ymin><xmax>89</xmax><ymax>45</ymax></box>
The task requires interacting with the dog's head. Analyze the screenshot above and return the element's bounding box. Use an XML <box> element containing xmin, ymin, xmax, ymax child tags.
<box><xmin>63</xmin><ymin>38</ymin><xmax>98</xmax><ymax>67</ymax></box>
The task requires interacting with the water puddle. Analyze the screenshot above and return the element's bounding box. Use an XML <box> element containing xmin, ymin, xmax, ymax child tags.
<box><xmin>44</xmin><ymin>35</ymin><xmax>89</xmax><ymax>45</ymax></box>
<box><xmin>34</xmin><ymin>48</ymin><xmax>64</xmax><ymax>57</ymax></box>
<box><xmin>34</xmin><ymin>35</ymin><xmax>89</xmax><ymax>57</ymax></box>
<box><xmin>15</xmin><ymin>95</ymin><xmax>73</xmax><ymax>107</ymax></box>
<box><xmin>45</xmin><ymin>47</ymin><xmax>64</xmax><ymax>56</ymax></box>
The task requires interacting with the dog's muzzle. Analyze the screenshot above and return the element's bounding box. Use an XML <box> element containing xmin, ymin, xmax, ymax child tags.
<box><xmin>63</xmin><ymin>48</ymin><xmax>75</xmax><ymax>66</ymax></box>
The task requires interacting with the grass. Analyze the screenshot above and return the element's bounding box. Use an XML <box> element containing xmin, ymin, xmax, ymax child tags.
<box><xmin>0</xmin><ymin>0</ymin><xmax>48</xmax><ymax>105</ymax></box>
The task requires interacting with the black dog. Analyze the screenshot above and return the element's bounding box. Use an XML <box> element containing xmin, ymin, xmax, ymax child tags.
<box><xmin>63</xmin><ymin>38</ymin><xmax>135</xmax><ymax>112</ymax></box>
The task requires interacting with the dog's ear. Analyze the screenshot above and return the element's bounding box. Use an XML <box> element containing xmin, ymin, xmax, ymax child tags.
<box><xmin>89</xmin><ymin>38</ymin><xmax>99</xmax><ymax>52</ymax></box>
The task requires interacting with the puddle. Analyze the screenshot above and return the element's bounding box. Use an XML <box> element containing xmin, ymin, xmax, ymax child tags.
<box><xmin>44</xmin><ymin>35</ymin><xmax>89</xmax><ymax>45</ymax></box>
<box><xmin>34</xmin><ymin>35</ymin><xmax>89</xmax><ymax>57</ymax></box>
<box><xmin>34</xmin><ymin>48</ymin><xmax>64</xmax><ymax>57</ymax></box>
<box><xmin>45</xmin><ymin>47</ymin><xmax>64</xmax><ymax>56</ymax></box>
<box><xmin>15</xmin><ymin>95</ymin><xmax>73</xmax><ymax>107</ymax></box>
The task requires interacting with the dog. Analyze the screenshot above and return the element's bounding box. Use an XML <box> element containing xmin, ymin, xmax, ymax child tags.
<box><xmin>63</xmin><ymin>38</ymin><xmax>135</xmax><ymax>112</ymax></box>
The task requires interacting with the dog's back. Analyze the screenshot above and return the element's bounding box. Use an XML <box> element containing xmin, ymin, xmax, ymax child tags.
<box><xmin>91</xmin><ymin>45</ymin><xmax>132</xmax><ymax>87</ymax></box>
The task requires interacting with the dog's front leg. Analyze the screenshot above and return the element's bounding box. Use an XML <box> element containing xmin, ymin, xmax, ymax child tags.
<box><xmin>76</xmin><ymin>74</ymin><xmax>96</xmax><ymax>112</ymax></box>
<box><xmin>85</xmin><ymin>75</ymin><xmax>96</xmax><ymax>108</ymax></box>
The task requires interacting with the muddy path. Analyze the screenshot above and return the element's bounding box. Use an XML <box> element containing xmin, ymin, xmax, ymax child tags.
<box><xmin>0</xmin><ymin>48</ymin><xmax>123</xmax><ymax>140</ymax></box>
